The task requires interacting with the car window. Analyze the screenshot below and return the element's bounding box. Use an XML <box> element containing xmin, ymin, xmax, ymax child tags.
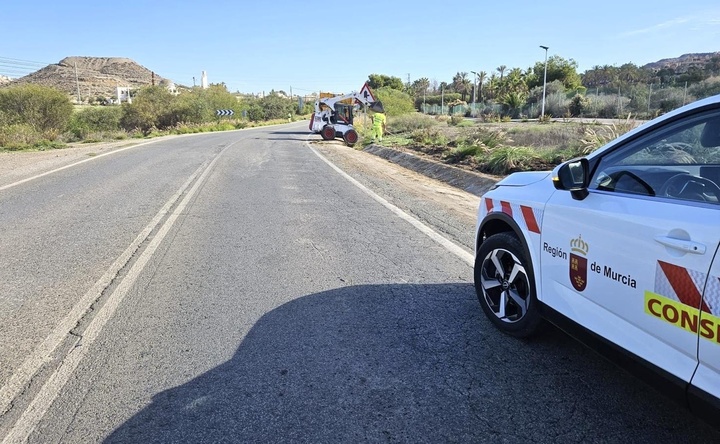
<box><xmin>590</xmin><ymin>110</ymin><xmax>720</xmax><ymax>205</ymax></box>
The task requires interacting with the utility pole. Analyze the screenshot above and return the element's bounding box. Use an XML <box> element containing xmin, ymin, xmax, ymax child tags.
<box><xmin>74</xmin><ymin>63</ymin><xmax>81</xmax><ymax>104</ymax></box>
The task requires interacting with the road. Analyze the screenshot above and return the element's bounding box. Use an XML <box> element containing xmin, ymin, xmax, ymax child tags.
<box><xmin>0</xmin><ymin>123</ymin><xmax>717</xmax><ymax>442</ymax></box>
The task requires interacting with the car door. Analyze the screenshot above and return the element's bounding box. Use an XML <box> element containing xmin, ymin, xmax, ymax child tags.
<box><xmin>540</xmin><ymin>108</ymin><xmax>720</xmax><ymax>390</ymax></box>
<box><xmin>690</xmin><ymin>247</ymin><xmax>720</xmax><ymax>416</ymax></box>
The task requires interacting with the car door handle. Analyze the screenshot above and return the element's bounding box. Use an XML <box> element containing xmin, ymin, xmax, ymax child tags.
<box><xmin>654</xmin><ymin>236</ymin><xmax>706</xmax><ymax>254</ymax></box>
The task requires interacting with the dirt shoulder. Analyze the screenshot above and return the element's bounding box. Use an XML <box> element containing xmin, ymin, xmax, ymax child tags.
<box><xmin>0</xmin><ymin>141</ymin><xmax>142</xmax><ymax>189</ymax></box>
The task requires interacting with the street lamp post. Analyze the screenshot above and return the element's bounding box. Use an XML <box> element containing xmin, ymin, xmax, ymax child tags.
<box><xmin>540</xmin><ymin>45</ymin><xmax>549</xmax><ymax>120</ymax></box>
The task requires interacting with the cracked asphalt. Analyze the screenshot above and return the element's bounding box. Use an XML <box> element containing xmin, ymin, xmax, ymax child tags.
<box><xmin>0</xmin><ymin>123</ymin><xmax>718</xmax><ymax>442</ymax></box>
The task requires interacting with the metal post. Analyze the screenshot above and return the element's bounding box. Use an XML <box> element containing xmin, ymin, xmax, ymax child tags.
<box><xmin>74</xmin><ymin>63</ymin><xmax>81</xmax><ymax>104</ymax></box>
<box><xmin>441</xmin><ymin>85</ymin><xmax>444</xmax><ymax>115</ymax></box>
<box><xmin>540</xmin><ymin>46</ymin><xmax>549</xmax><ymax>120</ymax></box>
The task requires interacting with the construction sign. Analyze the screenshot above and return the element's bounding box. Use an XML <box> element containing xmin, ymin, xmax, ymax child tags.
<box><xmin>359</xmin><ymin>82</ymin><xmax>375</xmax><ymax>103</ymax></box>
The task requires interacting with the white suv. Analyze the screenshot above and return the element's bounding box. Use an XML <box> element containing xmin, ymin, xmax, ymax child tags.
<box><xmin>474</xmin><ymin>94</ymin><xmax>720</xmax><ymax>426</ymax></box>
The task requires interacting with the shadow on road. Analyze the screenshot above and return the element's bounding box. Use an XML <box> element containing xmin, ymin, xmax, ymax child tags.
<box><xmin>105</xmin><ymin>283</ymin><xmax>718</xmax><ymax>443</ymax></box>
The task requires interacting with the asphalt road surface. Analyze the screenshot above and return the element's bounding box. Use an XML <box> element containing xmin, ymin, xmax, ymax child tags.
<box><xmin>0</xmin><ymin>123</ymin><xmax>717</xmax><ymax>443</ymax></box>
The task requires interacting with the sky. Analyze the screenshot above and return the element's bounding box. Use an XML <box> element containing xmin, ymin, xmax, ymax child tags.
<box><xmin>2</xmin><ymin>0</ymin><xmax>719</xmax><ymax>96</ymax></box>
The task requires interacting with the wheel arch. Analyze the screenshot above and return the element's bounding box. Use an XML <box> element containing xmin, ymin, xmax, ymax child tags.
<box><xmin>476</xmin><ymin>212</ymin><xmax>527</xmax><ymax>255</ymax></box>
<box><xmin>476</xmin><ymin>212</ymin><xmax>541</xmax><ymax>299</ymax></box>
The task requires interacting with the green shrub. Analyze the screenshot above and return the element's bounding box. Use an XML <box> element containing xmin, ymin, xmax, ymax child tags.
<box><xmin>387</xmin><ymin>113</ymin><xmax>438</xmax><ymax>133</ymax></box>
<box><xmin>120</xmin><ymin>86</ymin><xmax>176</xmax><ymax>134</ymax></box>
<box><xmin>449</xmin><ymin>115</ymin><xmax>465</xmax><ymax>126</ymax></box>
<box><xmin>483</xmin><ymin>146</ymin><xmax>543</xmax><ymax>174</ymax></box>
<box><xmin>411</xmin><ymin>127</ymin><xmax>447</xmax><ymax>146</ymax></box>
<box><xmin>68</xmin><ymin>106</ymin><xmax>123</xmax><ymax>140</ymax></box>
<box><xmin>443</xmin><ymin>144</ymin><xmax>483</xmax><ymax>163</ymax></box>
<box><xmin>568</xmin><ymin>94</ymin><xmax>589</xmax><ymax>117</ymax></box>
<box><xmin>0</xmin><ymin>123</ymin><xmax>44</xmax><ymax>149</ymax></box>
<box><xmin>0</xmin><ymin>84</ymin><xmax>73</xmax><ymax>137</ymax></box>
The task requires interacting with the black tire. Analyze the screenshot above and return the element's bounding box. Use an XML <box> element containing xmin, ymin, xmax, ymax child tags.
<box><xmin>343</xmin><ymin>129</ymin><xmax>359</xmax><ymax>146</ymax></box>
<box><xmin>474</xmin><ymin>232</ymin><xmax>543</xmax><ymax>338</ymax></box>
<box><xmin>321</xmin><ymin>125</ymin><xmax>335</xmax><ymax>141</ymax></box>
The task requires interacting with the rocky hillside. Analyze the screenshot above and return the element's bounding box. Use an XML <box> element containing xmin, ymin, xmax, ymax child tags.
<box><xmin>643</xmin><ymin>52</ymin><xmax>720</xmax><ymax>71</ymax></box>
<box><xmin>4</xmin><ymin>56</ymin><xmax>169</xmax><ymax>101</ymax></box>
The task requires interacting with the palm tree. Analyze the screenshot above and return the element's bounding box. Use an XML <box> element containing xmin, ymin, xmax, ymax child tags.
<box><xmin>452</xmin><ymin>72</ymin><xmax>472</xmax><ymax>102</ymax></box>
<box><xmin>497</xmin><ymin>65</ymin><xmax>507</xmax><ymax>81</ymax></box>
<box><xmin>502</xmin><ymin>91</ymin><xmax>527</xmax><ymax>119</ymax></box>
<box><xmin>477</xmin><ymin>71</ymin><xmax>487</xmax><ymax>102</ymax></box>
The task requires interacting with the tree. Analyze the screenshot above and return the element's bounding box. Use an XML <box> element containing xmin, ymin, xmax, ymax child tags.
<box><xmin>477</xmin><ymin>71</ymin><xmax>487</xmax><ymax>102</ymax></box>
<box><xmin>367</xmin><ymin>74</ymin><xmax>404</xmax><ymax>91</ymax></box>
<box><xmin>375</xmin><ymin>87</ymin><xmax>415</xmax><ymax>116</ymax></box>
<box><xmin>120</xmin><ymin>86</ymin><xmax>176</xmax><ymax>134</ymax></box>
<box><xmin>501</xmin><ymin>91</ymin><xmax>527</xmax><ymax>119</ymax></box>
<box><xmin>528</xmin><ymin>55</ymin><xmax>582</xmax><ymax>91</ymax></box>
<box><xmin>257</xmin><ymin>93</ymin><xmax>294</xmax><ymax>120</ymax></box>
<box><xmin>410</xmin><ymin>77</ymin><xmax>430</xmax><ymax>99</ymax></box>
<box><xmin>497</xmin><ymin>65</ymin><xmax>507</xmax><ymax>81</ymax></box>
<box><xmin>452</xmin><ymin>72</ymin><xmax>472</xmax><ymax>101</ymax></box>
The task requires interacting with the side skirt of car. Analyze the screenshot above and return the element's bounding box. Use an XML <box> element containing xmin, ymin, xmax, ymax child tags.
<box><xmin>541</xmin><ymin>303</ymin><xmax>718</xmax><ymax>429</ymax></box>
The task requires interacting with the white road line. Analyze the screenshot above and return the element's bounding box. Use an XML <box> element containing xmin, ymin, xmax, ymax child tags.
<box><xmin>306</xmin><ymin>142</ymin><xmax>474</xmax><ymax>266</ymax></box>
<box><xmin>0</xmin><ymin>140</ymin><xmax>161</xmax><ymax>192</ymax></box>
<box><xmin>1</xmin><ymin>143</ymin><xmax>233</xmax><ymax>444</ymax></box>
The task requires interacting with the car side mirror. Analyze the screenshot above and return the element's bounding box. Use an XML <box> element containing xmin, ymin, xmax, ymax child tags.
<box><xmin>552</xmin><ymin>158</ymin><xmax>590</xmax><ymax>200</ymax></box>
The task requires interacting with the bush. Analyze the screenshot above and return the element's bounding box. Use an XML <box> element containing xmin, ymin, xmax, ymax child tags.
<box><xmin>0</xmin><ymin>84</ymin><xmax>73</xmax><ymax>137</ymax></box>
<box><xmin>483</xmin><ymin>146</ymin><xmax>544</xmax><ymax>174</ymax></box>
<box><xmin>0</xmin><ymin>123</ymin><xmax>44</xmax><ymax>149</ymax></box>
<box><xmin>411</xmin><ymin>127</ymin><xmax>447</xmax><ymax>146</ymax></box>
<box><xmin>568</xmin><ymin>94</ymin><xmax>589</xmax><ymax>117</ymax></box>
<box><xmin>120</xmin><ymin>86</ymin><xmax>176</xmax><ymax>134</ymax></box>
<box><xmin>689</xmin><ymin>76</ymin><xmax>720</xmax><ymax>100</ymax></box>
<box><xmin>68</xmin><ymin>106</ymin><xmax>123</xmax><ymax>139</ymax></box>
<box><xmin>443</xmin><ymin>144</ymin><xmax>483</xmax><ymax>163</ymax></box>
<box><xmin>386</xmin><ymin>112</ymin><xmax>438</xmax><ymax>133</ymax></box>
<box><xmin>449</xmin><ymin>115</ymin><xmax>466</xmax><ymax>126</ymax></box>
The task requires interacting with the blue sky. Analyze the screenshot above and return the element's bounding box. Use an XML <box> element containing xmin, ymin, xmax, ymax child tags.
<box><xmin>2</xmin><ymin>0</ymin><xmax>719</xmax><ymax>95</ymax></box>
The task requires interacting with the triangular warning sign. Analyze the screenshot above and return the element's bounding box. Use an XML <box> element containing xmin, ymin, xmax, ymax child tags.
<box><xmin>358</xmin><ymin>82</ymin><xmax>376</xmax><ymax>103</ymax></box>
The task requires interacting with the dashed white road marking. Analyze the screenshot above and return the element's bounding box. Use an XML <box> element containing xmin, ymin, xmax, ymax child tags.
<box><xmin>2</xmin><ymin>142</ymin><xmax>234</xmax><ymax>444</ymax></box>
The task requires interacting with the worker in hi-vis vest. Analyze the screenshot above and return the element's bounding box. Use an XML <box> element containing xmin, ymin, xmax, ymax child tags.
<box><xmin>371</xmin><ymin>109</ymin><xmax>386</xmax><ymax>142</ymax></box>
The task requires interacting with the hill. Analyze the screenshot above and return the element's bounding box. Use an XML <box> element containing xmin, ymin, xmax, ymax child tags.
<box><xmin>4</xmin><ymin>56</ymin><xmax>170</xmax><ymax>102</ymax></box>
<box><xmin>643</xmin><ymin>52</ymin><xmax>720</xmax><ymax>71</ymax></box>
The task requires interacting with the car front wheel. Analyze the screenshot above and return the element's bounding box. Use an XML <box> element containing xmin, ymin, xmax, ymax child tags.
<box><xmin>474</xmin><ymin>232</ymin><xmax>543</xmax><ymax>338</ymax></box>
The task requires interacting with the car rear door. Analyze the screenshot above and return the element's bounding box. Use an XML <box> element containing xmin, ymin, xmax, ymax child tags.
<box><xmin>690</xmin><ymin>247</ymin><xmax>720</xmax><ymax>418</ymax></box>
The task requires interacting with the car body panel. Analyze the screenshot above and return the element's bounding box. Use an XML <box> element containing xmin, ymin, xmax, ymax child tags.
<box><xmin>474</xmin><ymin>93</ymin><xmax>720</xmax><ymax>423</ymax></box>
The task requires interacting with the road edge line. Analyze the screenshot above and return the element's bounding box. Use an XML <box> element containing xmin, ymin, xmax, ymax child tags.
<box><xmin>305</xmin><ymin>141</ymin><xmax>474</xmax><ymax>266</ymax></box>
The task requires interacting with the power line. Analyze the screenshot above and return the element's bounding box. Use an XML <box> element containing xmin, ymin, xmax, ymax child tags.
<box><xmin>0</xmin><ymin>56</ymin><xmax>52</xmax><ymax>79</ymax></box>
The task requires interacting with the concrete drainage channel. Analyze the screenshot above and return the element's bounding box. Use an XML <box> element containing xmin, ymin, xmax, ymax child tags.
<box><xmin>361</xmin><ymin>144</ymin><xmax>499</xmax><ymax>197</ymax></box>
